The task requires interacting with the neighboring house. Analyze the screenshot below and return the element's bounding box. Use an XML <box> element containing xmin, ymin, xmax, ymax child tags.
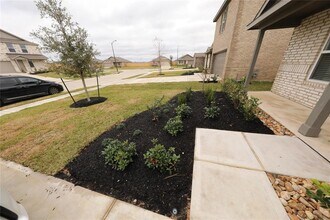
<box><xmin>151</xmin><ymin>56</ymin><xmax>171</xmax><ymax>69</ymax></box>
<box><xmin>210</xmin><ymin>0</ymin><xmax>293</xmax><ymax>80</ymax></box>
<box><xmin>193</xmin><ymin>53</ymin><xmax>206</xmax><ymax>69</ymax></box>
<box><xmin>246</xmin><ymin>0</ymin><xmax>330</xmax><ymax>137</ymax></box>
<box><xmin>177</xmin><ymin>54</ymin><xmax>194</xmax><ymax>67</ymax></box>
<box><xmin>103</xmin><ymin>56</ymin><xmax>131</xmax><ymax>68</ymax></box>
<box><xmin>204</xmin><ymin>46</ymin><xmax>213</xmax><ymax>73</ymax></box>
<box><xmin>0</xmin><ymin>29</ymin><xmax>48</xmax><ymax>74</ymax></box>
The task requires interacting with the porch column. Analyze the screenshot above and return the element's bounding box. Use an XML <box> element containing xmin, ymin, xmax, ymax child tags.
<box><xmin>244</xmin><ymin>29</ymin><xmax>265</xmax><ymax>88</ymax></box>
<box><xmin>298</xmin><ymin>83</ymin><xmax>330</xmax><ymax>137</ymax></box>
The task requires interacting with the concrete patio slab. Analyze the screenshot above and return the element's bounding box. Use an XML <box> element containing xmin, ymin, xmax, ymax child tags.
<box><xmin>249</xmin><ymin>91</ymin><xmax>330</xmax><ymax>161</ymax></box>
<box><xmin>244</xmin><ymin>133</ymin><xmax>330</xmax><ymax>182</ymax></box>
<box><xmin>0</xmin><ymin>162</ymin><xmax>114</xmax><ymax>220</ymax></box>
<box><xmin>0</xmin><ymin>159</ymin><xmax>170</xmax><ymax>220</ymax></box>
<box><xmin>190</xmin><ymin>161</ymin><xmax>289</xmax><ymax>220</ymax></box>
<box><xmin>195</xmin><ymin>128</ymin><xmax>262</xmax><ymax>170</ymax></box>
<box><xmin>105</xmin><ymin>200</ymin><xmax>170</xmax><ymax>220</ymax></box>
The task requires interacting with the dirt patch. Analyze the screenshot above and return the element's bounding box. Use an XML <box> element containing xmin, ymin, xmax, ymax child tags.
<box><xmin>56</xmin><ymin>91</ymin><xmax>274</xmax><ymax>219</ymax></box>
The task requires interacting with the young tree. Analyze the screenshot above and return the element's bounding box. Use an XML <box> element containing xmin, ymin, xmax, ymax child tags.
<box><xmin>154</xmin><ymin>37</ymin><xmax>163</xmax><ymax>75</ymax></box>
<box><xmin>31</xmin><ymin>0</ymin><xmax>99</xmax><ymax>102</ymax></box>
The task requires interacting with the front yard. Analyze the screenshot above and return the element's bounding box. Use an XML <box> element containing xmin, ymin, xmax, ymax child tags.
<box><xmin>0</xmin><ymin>80</ymin><xmax>274</xmax><ymax>218</ymax></box>
<box><xmin>36</xmin><ymin>68</ymin><xmax>117</xmax><ymax>79</ymax></box>
<box><xmin>142</xmin><ymin>69</ymin><xmax>199</xmax><ymax>78</ymax></box>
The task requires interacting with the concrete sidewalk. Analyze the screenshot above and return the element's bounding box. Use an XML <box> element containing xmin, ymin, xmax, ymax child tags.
<box><xmin>0</xmin><ymin>159</ymin><xmax>169</xmax><ymax>220</ymax></box>
<box><xmin>190</xmin><ymin>128</ymin><xmax>330</xmax><ymax>219</ymax></box>
<box><xmin>249</xmin><ymin>91</ymin><xmax>330</xmax><ymax>161</ymax></box>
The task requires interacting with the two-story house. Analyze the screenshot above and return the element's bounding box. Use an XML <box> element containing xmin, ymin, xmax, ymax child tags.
<box><xmin>0</xmin><ymin>29</ymin><xmax>48</xmax><ymax>74</ymax></box>
<box><xmin>210</xmin><ymin>0</ymin><xmax>293</xmax><ymax>81</ymax></box>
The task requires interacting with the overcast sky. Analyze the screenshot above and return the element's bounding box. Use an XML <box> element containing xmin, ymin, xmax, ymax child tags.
<box><xmin>0</xmin><ymin>0</ymin><xmax>223</xmax><ymax>61</ymax></box>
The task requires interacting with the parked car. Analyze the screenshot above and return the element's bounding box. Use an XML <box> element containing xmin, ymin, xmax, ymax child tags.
<box><xmin>0</xmin><ymin>75</ymin><xmax>63</xmax><ymax>106</ymax></box>
<box><xmin>0</xmin><ymin>187</ymin><xmax>29</xmax><ymax>220</ymax></box>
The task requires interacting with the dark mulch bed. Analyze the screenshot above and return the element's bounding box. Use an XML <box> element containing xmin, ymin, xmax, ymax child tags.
<box><xmin>56</xmin><ymin>91</ymin><xmax>273</xmax><ymax>219</ymax></box>
<box><xmin>70</xmin><ymin>97</ymin><xmax>107</xmax><ymax>108</ymax></box>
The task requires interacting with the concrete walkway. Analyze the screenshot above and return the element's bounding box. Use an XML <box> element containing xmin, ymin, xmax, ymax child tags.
<box><xmin>0</xmin><ymin>71</ymin><xmax>201</xmax><ymax>117</ymax></box>
<box><xmin>249</xmin><ymin>91</ymin><xmax>330</xmax><ymax>161</ymax></box>
<box><xmin>190</xmin><ymin>128</ymin><xmax>330</xmax><ymax>219</ymax></box>
<box><xmin>0</xmin><ymin>159</ymin><xmax>169</xmax><ymax>220</ymax></box>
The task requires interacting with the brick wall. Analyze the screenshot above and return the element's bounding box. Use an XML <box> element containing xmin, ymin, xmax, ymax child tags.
<box><xmin>212</xmin><ymin>0</ymin><xmax>293</xmax><ymax>81</ymax></box>
<box><xmin>271</xmin><ymin>9</ymin><xmax>330</xmax><ymax>109</ymax></box>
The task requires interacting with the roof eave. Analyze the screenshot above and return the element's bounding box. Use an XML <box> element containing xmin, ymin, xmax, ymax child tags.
<box><xmin>213</xmin><ymin>0</ymin><xmax>231</xmax><ymax>22</ymax></box>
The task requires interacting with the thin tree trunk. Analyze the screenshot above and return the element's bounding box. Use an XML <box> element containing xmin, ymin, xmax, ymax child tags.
<box><xmin>80</xmin><ymin>74</ymin><xmax>91</xmax><ymax>102</ymax></box>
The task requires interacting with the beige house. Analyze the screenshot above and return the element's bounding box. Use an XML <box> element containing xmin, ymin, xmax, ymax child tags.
<box><xmin>193</xmin><ymin>53</ymin><xmax>206</xmax><ymax>69</ymax></box>
<box><xmin>210</xmin><ymin>0</ymin><xmax>293</xmax><ymax>81</ymax></box>
<box><xmin>177</xmin><ymin>54</ymin><xmax>194</xmax><ymax>67</ymax></box>
<box><xmin>103</xmin><ymin>56</ymin><xmax>131</xmax><ymax>68</ymax></box>
<box><xmin>0</xmin><ymin>29</ymin><xmax>47</xmax><ymax>74</ymax></box>
<box><xmin>151</xmin><ymin>56</ymin><xmax>171</xmax><ymax>69</ymax></box>
<box><xmin>246</xmin><ymin>1</ymin><xmax>329</xmax><ymax>138</ymax></box>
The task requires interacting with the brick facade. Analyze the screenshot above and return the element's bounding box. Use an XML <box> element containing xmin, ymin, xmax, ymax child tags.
<box><xmin>212</xmin><ymin>0</ymin><xmax>293</xmax><ymax>81</ymax></box>
<box><xmin>271</xmin><ymin>9</ymin><xmax>330</xmax><ymax>109</ymax></box>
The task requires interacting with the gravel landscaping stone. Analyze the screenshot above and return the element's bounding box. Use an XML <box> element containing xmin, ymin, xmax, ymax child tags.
<box><xmin>267</xmin><ymin>173</ymin><xmax>330</xmax><ymax>220</ymax></box>
<box><xmin>257</xmin><ymin>108</ymin><xmax>294</xmax><ymax>136</ymax></box>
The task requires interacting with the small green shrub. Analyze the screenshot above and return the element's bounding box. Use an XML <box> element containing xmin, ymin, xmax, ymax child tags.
<box><xmin>132</xmin><ymin>129</ymin><xmax>142</xmax><ymax>137</ymax></box>
<box><xmin>144</xmin><ymin>139</ymin><xmax>180</xmax><ymax>174</ymax></box>
<box><xmin>204</xmin><ymin>102</ymin><xmax>220</xmax><ymax>119</ymax></box>
<box><xmin>185</xmin><ymin>87</ymin><xmax>193</xmax><ymax>101</ymax></box>
<box><xmin>147</xmin><ymin>96</ymin><xmax>164</xmax><ymax>121</ymax></box>
<box><xmin>240</xmin><ymin>97</ymin><xmax>259</xmax><ymax>121</ymax></box>
<box><xmin>222</xmin><ymin>79</ymin><xmax>260</xmax><ymax>121</ymax></box>
<box><xmin>115</xmin><ymin>123</ymin><xmax>125</xmax><ymax>130</ymax></box>
<box><xmin>307</xmin><ymin>179</ymin><xmax>330</xmax><ymax>208</ymax></box>
<box><xmin>101</xmin><ymin>139</ymin><xmax>137</xmax><ymax>171</ymax></box>
<box><xmin>164</xmin><ymin>116</ymin><xmax>184</xmax><ymax>136</ymax></box>
<box><xmin>177</xmin><ymin>93</ymin><xmax>187</xmax><ymax>105</ymax></box>
<box><xmin>175</xmin><ymin>104</ymin><xmax>192</xmax><ymax>118</ymax></box>
<box><xmin>204</xmin><ymin>88</ymin><xmax>216</xmax><ymax>105</ymax></box>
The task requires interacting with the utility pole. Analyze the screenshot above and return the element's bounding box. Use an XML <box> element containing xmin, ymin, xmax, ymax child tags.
<box><xmin>111</xmin><ymin>40</ymin><xmax>119</xmax><ymax>74</ymax></box>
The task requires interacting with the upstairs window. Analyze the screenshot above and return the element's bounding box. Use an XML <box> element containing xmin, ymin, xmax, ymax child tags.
<box><xmin>20</xmin><ymin>44</ymin><xmax>28</xmax><ymax>53</ymax></box>
<box><xmin>219</xmin><ymin>6</ymin><xmax>228</xmax><ymax>34</ymax></box>
<box><xmin>6</xmin><ymin>43</ymin><xmax>16</xmax><ymax>52</ymax></box>
<box><xmin>310</xmin><ymin>37</ymin><xmax>330</xmax><ymax>82</ymax></box>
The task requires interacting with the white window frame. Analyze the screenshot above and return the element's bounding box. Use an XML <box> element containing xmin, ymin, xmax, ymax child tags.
<box><xmin>307</xmin><ymin>34</ymin><xmax>330</xmax><ymax>84</ymax></box>
<box><xmin>219</xmin><ymin>6</ymin><xmax>228</xmax><ymax>34</ymax></box>
<box><xmin>20</xmin><ymin>44</ymin><xmax>28</xmax><ymax>53</ymax></box>
<box><xmin>6</xmin><ymin>43</ymin><xmax>16</xmax><ymax>53</ymax></box>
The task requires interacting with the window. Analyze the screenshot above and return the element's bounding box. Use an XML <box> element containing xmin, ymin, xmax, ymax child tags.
<box><xmin>219</xmin><ymin>6</ymin><xmax>228</xmax><ymax>34</ymax></box>
<box><xmin>0</xmin><ymin>78</ymin><xmax>18</xmax><ymax>88</ymax></box>
<box><xmin>310</xmin><ymin>38</ymin><xmax>330</xmax><ymax>82</ymax></box>
<box><xmin>6</xmin><ymin>43</ymin><xmax>16</xmax><ymax>52</ymax></box>
<box><xmin>18</xmin><ymin>77</ymin><xmax>39</xmax><ymax>84</ymax></box>
<box><xmin>28</xmin><ymin>60</ymin><xmax>35</xmax><ymax>68</ymax></box>
<box><xmin>20</xmin><ymin>44</ymin><xmax>28</xmax><ymax>53</ymax></box>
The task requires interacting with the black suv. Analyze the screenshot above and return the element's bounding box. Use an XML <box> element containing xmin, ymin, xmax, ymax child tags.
<box><xmin>0</xmin><ymin>75</ymin><xmax>64</xmax><ymax>106</ymax></box>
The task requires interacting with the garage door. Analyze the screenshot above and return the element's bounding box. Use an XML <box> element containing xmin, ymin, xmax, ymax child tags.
<box><xmin>212</xmin><ymin>51</ymin><xmax>227</xmax><ymax>78</ymax></box>
<box><xmin>0</xmin><ymin>61</ymin><xmax>17</xmax><ymax>74</ymax></box>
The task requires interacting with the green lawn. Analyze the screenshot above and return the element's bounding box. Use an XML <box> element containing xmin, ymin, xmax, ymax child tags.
<box><xmin>0</xmin><ymin>81</ymin><xmax>272</xmax><ymax>175</ymax></box>
<box><xmin>37</xmin><ymin>68</ymin><xmax>116</xmax><ymax>79</ymax></box>
<box><xmin>142</xmin><ymin>69</ymin><xmax>199</xmax><ymax>78</ymax></box>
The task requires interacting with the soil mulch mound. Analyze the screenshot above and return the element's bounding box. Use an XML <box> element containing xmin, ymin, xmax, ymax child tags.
<box><xmin>70</xmin><ymin>97</ymin><xmax>107</xmax><ymax>108</ymax></box>
<box><xmin>56</xmin><ymin>91</ymin><xmax>273</xmax><ymax>219</ymax></box>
